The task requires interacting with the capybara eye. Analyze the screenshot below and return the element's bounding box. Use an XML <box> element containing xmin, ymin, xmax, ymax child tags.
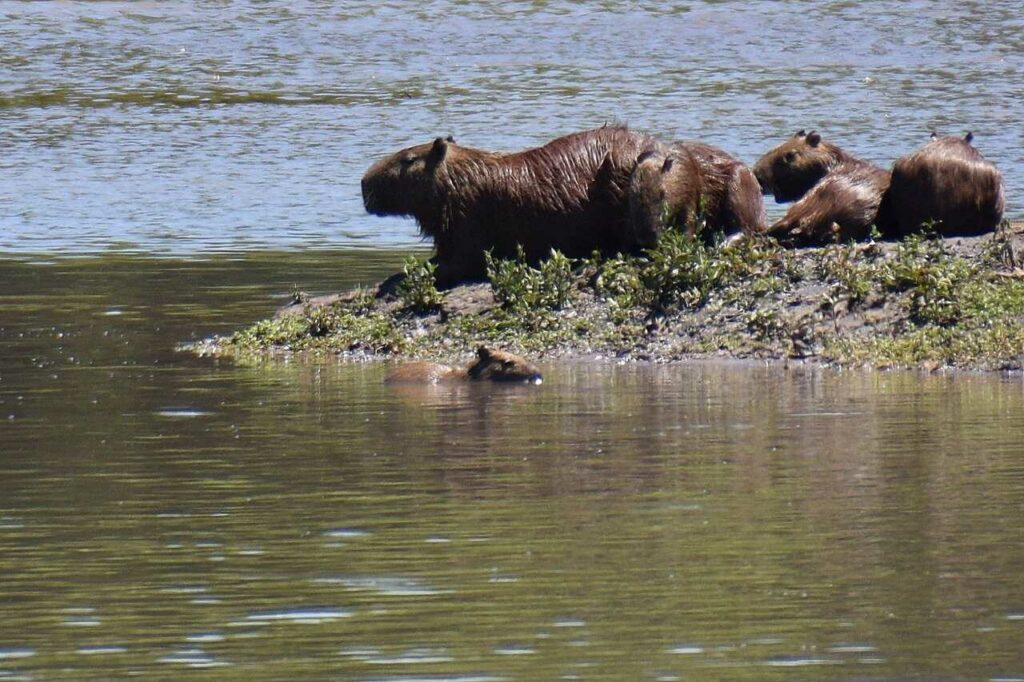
<box><xmin>784</xmin><ymin>151</ymin><xmax>797</xmax><ymax>163</ymax></box>
<box><xmin>400</xmin><ymin>154</ymin><xmax>416</xmax><ymax>166</ymax></box>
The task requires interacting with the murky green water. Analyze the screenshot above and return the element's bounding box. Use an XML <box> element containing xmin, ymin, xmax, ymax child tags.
<box><xmin>3</xmin><ymin>253</ymin><xmax>1024</xmax><ymax>680</ymax></box>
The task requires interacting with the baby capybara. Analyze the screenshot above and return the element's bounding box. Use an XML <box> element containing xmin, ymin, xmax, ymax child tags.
<box><xmin>384</xmin><ymin>347</ymin><xmax>543</xmax><ymax>384</ymax></box>
<box><xmin>753</xmin><ymin>130</ymin><xmax>890</xmax><ymax>246</ymax></box>
<box><xmin>362</xmin><ymin>125</ymin><xmax>661</xmax><ymax>288</ymax></box>
<box><xmin>628</xmin><ymin>141</ymin><xmax>766</xmax><ymax>247</ymax></box>
<box><xmin>876</xmin><ymin>132</ymin><xmax>1005</xmax><ymax>238</ymax></box>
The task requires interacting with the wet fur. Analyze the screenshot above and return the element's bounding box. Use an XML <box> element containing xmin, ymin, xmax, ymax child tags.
<box><xmin>384</xmin><ymin>347</ymin><xmax>542</xmax><ymax>384</ymax></box>
<box><xmin>767</xmin><ymin>161</ymin><xmax>891</xmax><ymax>246</ymax></box>
<box><xmin>362</xmin><ymin>126</ymin><xmax>660</xmax><ymax>287</ymax></box>
<box><xmin>876</xmin><ymin>133</ymin><xmax>1005</xmax><ymax>237</ymax></box>
<box><xmin>628</xmin><ymin>141</ymin><xmax>767</xmax><ymax>247</ymax></box>
<box><xmin>754</xmin><ymin>131</ymin><xmax>889</xmax><ymax>246</ymax></box>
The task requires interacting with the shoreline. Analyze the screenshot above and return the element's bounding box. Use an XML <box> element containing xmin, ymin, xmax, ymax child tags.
<box><xmin>188</xmin><ymin>223</ymin><xmax>1024</xmax><ymax>374</ymax></box>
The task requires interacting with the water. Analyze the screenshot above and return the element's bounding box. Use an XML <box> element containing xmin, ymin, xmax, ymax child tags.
<box><xmin>3</xmin><ymin>253</ymin><xmax>1024</xmax><ymax>680</ymax></box>
<box><xmin>1</xmin><ymin>1</ymin><xmax>1021</xmax><ymax>254</ymax></box>
<box><xmin>3</xmin><ymin>3</ymin><xmax>1024</xmax><ymax>679</ymax></box>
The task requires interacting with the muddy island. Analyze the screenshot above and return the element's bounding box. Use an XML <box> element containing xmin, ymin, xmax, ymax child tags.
<box><xmin>189</xmin><ymin>222</ymin><xmax>1024</xmax><ymax>372</ymax></box>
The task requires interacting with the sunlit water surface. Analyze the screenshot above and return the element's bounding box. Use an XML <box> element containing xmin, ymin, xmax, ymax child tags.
<box><xmin>3</xmin><ymin>2</ymin><xmax>1024</xmax><ymax>678</ymax></box>
<box><xmin>2</xmin><ymin>254</ymin><xmax>1024</xmax><ymax>680</ymax></box>
<box><xmin>1</xmin><ymin>0</ymin><xmax>1022</xmax><ymax>254</ymax></box>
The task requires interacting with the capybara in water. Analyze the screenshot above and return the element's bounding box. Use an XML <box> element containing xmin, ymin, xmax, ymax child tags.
<box><xmin>362</xmin><ymin>125</ymin><xmax>662</xmax><ymax>288</ymax></box>
<box><xmin>384</xmin><ymin>347</ymin><xmax>543</xmax><ymax>384</ymax></box>
<box><xmin>627</xmin><ymin>141</ymin><xmax>766</xmax><ymax>247</ymax></box>
<box><xmin>876</xmin><ymin>132</ymin><xmax>1005</xmax><ymax>238</ymax></box>
<box><xmin>753</xmin><ymin>130</ymin><xmax>890</xmax><ymax>246</ymax></box>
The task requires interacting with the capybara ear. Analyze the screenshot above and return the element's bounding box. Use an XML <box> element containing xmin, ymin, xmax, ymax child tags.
<box><xmin>806</xmin><ymin>131</ymin><xmax>821</xmax><ymax>147</ymax></box>
<box><xmin>964</xmin><ymin>131</ymin><xmax>974</xmax><ymax>144</ymax></box>
<box><xmin>661</xmin><ymin>157</ymin><xmax>674</xmax><ymax>174</ymax></box>
<box><xmin>930</xmin><ymin>130</ymin><xmax>938</xmax><ymax>140</ymax></box>
<box><xmin>430</xmin><ymin>136</ymin><xmax>450</xmax><ymax>162</ymax></box>
<box><xmin>636</xmin><ymin>149</ymin><xmax>658</xmax><ymax>164</ymax></box>
<box><xmin>477</xmin><ymin>346</ymin><xmax>491</xmax><ymax>360</ymax></box>
<box><xmin>795</xmin><ymin>129</ymin><xmax>806</xmax><ymax>137</ymax></box>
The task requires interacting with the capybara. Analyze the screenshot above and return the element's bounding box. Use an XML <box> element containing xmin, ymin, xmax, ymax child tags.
<box><xmin>753</xmin><ymin>130</ymin><xmax>890</xmax><ymax>246</ymax></box>
<box><xmin>628</xmin><ymin>141</ymin><xmax>767</xmax><ymax>247</ymax></box>
<box><xmin>384</xmin><ymin>347</ymin><xmax>543</xmax><ymax>384</ymax></box>
<box><xmin>362</xmin><ymin>125</ymin><xmax>662</xmax><ymax>288</ymax></box>
<box><xmin>876</xmin><ymin>132</ymin><xmax>1005</xmax><ymax>238</ymax></box>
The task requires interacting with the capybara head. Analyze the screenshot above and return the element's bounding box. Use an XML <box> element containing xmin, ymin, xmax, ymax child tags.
<box><xmin>753</xmin><ymin>130</ymin><xmax>846</xmax><ymax>203</ymax></box>
<box><xmin>466</xmin><ymin>347</ymin><xmax>543</xmax><ymax>384</ymax></box>
<box><xmin>628</xmin><ymin>149</ymin><xmax>680</xmax><ymax>247</ymax></box>
<box><xmin>361</xmin><ymin>136</ymin><xmax>455</xmax><ymax>218</ymax></box>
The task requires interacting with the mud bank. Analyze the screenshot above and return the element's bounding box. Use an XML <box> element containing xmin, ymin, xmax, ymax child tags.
<box><xmin>189</xmin><ymin>223</ymin><xmax>1024</xmax><ymax>372</ymax></box>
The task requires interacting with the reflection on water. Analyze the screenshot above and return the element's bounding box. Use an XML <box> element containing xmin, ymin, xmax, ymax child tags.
<box><xmin>0</xmin><ymin>1</ymin><xmax>1021</xmax><ymax>254</ymax></box>
<box><xmin>2</xmin><ymin>253</ymin><xmax>1024</xmax><ymax>679</ymax></box>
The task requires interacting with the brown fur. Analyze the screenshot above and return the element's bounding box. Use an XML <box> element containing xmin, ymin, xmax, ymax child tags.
<box><xmin>362</xmin><ymin>126</ymin><xmax>661</xmax><ymax>287</ymax></box>
<box><xmin>384</xmin><ymin>347</ymin><xmax>542</xmax><ymax>384</ymax></box>
<box><xmin>767</xmin><ymin>161</ymin><xmax>891</xmax><ymax>246</ymax></box>
<box><xmin>753</xmin><ymin>130</ymin><xmax>853</xmax><ymax>202</ymax></box>
<box><xmin>754</xmin><ymin>131</ymin><xmax>890</xmax><ymax>246</ymax></box>
<box><xmin>628</xmin><ymin>141</ymin><xmax>766</xmax><ymax>247</ymax></box>
<box><xmin>876</xmin><ymin>132</ymin><xmax>1005</xmax><ymax>238</ymax></box>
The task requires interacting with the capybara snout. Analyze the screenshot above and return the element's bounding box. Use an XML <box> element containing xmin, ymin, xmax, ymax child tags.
<box><xmin>361</xmin><ymin>136</ymin><xmax>453</xmax><ymax>217</ymax></box>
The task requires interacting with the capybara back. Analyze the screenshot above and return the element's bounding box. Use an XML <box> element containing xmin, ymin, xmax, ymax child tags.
<box><xmin>362</xmin><ymin>126</ymin><xmax>660</xmax><ymax>287</ymax></box>
<box><xmin>876</xmin><ymin>132</ymin><xmax>1005</xmax><ymax>238</ymax></box>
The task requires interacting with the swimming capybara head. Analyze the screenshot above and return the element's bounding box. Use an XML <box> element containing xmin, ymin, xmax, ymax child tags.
<box><xmin>753</xmin><ymin>130</ymin><xmax>849</xmax><ymax>203</ymax></box>
<box><xmin>876</xmin><ymin>131</ymin><xmax>1005</xmax><ymax>238</ymax></box>
<box><xmin>466</xmin><ymin>347</ymin><xmax>543</xmax><ymax>384</ymax></box>
<box><xmin>361</xmin><ymin>135</ymin><xmax>456</xmax><ymax>218</ymax></box>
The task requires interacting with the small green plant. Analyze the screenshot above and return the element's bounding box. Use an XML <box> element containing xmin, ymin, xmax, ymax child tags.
<box><xmin>591</xmin><ymin>254</ymin><xmax>648</xmax><ymax>309</ymax></box>
<box><xmin>486</xmin><ymin>246</ymin><xmax>576</xmax><ymax>311</ymax></box>
<box><xmin>745</xmin><ymin>308</ymin><xmax>783</xmax><ymax>342</ymax></box>
<box><xmin>397</xmin><ymin>255</ymin><xmax>443</xmax><ymax>312</ymax></box>
<box><xmin>881</xmin><ymin>235</ymin><xmax>977</xmax><ymax>326</ymax></box>
<box><xmin>817</xmin><ymin>243</ymin><xmax>876</xmax><ymax>303</ymax></box>
<box><xmin>979</xmin><ymin>221</ymin><xmax>1018</xmax><ymax>271</ymax></box>
<box><xmin>640</xmin><ymin>230</ymin><xmax>723</xmax><ymax>307</ymax></box>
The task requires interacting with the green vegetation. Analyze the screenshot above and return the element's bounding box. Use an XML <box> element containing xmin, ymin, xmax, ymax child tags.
<box><xmin>198</xmin><ymin>225</ymin><xmax>1024</xmax><ymax>372</ymax></box>
<box><xmin>227</xmin><ymin>287</ymin><xmax>406</xmax><ymax>356</ymax></box>
<box><xmin>396</xmin><ymin>255</ymin><xmax>443</xmax><ymax>312</ymax></box>
<box><xmin>486</xmin><ymin>246</ymin><xmax>575</xmax><ymax>311</ymax></box>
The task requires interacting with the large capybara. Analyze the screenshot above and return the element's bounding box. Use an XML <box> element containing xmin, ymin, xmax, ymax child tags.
<box><xmin>753</xmin><ymin>130</ymin><xmax>890</xmax><ymax>246</ymax></box>
<box><xmin>362</xmin><ymin>125</ymin><xmax>662</xmax><ymax>288</ymax></box>
<box><xmin>876</xmin><ymin>132</ymin><xmax>1006</xmax><ymax>238</ymax></box>
<box><xmin>384</xmin><ymin>347</ymin><xmax>543</xmax><ymax>384</ymax></box>
<box><xmin>627</xmin><ymin>141</ymin><xmax>767</xmax><ymax>247</ymax></box>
